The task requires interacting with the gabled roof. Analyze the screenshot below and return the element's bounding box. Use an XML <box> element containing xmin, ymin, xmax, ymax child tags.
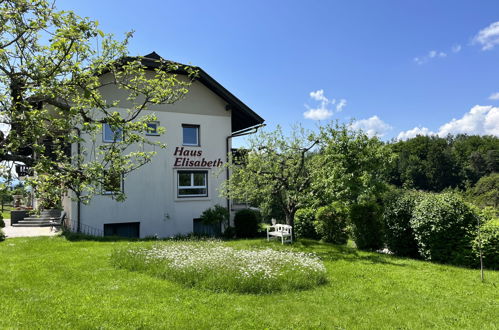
<box><xmin>138</xmin><ymin>52</ymin><xmax>264</xmax><ymax>132</ymax></box>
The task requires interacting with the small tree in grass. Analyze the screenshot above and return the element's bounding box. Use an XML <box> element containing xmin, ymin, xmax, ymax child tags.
<box><xmin>223</xmin><ymin>126</ymin><xmax>317</xmax><ymax>230</ymax></box>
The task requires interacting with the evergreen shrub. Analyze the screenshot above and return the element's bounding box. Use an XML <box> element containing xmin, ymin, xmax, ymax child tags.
<box><xmin>234</xmin><ymin>209</ymin><xmax>261</xmax><ymax>238</ymax></box>
<box><xmin>294</xmin><ymin>208</ymin><xmax>319</xmax><ymax>239</ymax></box>
<box><xmin>350</xmin><ymin>202</ymin><xmax>384</xmax><ymax>250</ymax></box>
<box><xmin>314</xmin><ymin>203</ymin><xmax>349</xmax><ymax>244</ymax></box>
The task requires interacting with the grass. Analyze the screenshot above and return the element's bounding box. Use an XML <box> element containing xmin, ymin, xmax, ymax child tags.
<box><xmin>1</xmin><ymin>204</ymin><xmax>13</xmax><ymax>219</ymax></box>
<box><xmin>111</xmin><ymin>241</ymin><xmax>327</xmax><ymax>293</ymax></box>
<box><xmin>0</xmin><ymin>236</ymin><xmax>498</xmax><ymax>329</ymax></box>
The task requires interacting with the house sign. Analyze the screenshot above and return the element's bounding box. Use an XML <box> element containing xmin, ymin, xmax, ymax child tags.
<box><xmin>173</xmin><ymin>147</ymin><xmax>223</xmax><ymax>167</ymax></box>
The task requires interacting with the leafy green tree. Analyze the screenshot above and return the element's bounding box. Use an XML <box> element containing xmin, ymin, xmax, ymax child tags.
<box><xmin>0</xmin><ymin>0</ymin><xmax>193</xmax><ymax>204</ymax></box>
<box><xmin>312</xmin><ymin>122</ymin><xmax>392</xmax><ymax>206</ymax></box>
<box><xmin>223</xmin><ymin>126</ymin><xmax>317</xmax><ymax>228</ymax></box>
<box><xmin>468</xmin><ymin>173</ymin><xmax>499</xmax><ymax>210</ymax></box>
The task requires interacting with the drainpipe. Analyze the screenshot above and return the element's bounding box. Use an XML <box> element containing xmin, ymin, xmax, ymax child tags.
<box><xmin>225</xmin><ymin>123</ymin><xmax>266</xmax><ymax>229</ymax></box>
<box><xmin>75</xmin><ymin>127</ymin><xmax>81</xmax><ymax>233</ymax></box>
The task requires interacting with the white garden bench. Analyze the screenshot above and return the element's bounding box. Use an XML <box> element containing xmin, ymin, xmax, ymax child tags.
<box><xmin>267</xmin><ymin>224</ymin><xmax>293</xmax><ymax>244</ymax></box>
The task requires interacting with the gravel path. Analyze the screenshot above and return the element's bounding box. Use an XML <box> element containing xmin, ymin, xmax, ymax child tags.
<box><xmin>2</xmin><ymin>218</ymin><xmax>61</xmax><ymax>238</ymax></box>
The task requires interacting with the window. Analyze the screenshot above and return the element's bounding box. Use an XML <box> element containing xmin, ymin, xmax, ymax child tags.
<box><xmin>104</xmin><ymin>222</ymin><xmax>140</xmax><ymax>238</ymax></box>
<box><xmin>182</xmin><ymin>124</ymin><xmax>199</xmax><ymax>146</ymax></box>
<box><xmin>103</xmin><ymin>123</ymin><xmax>123</xmax><ymax>142</ymax></box>
<box><xmin>102</xmin><ymin>171</ymin><xmax>123</xmax><ymax>194</ymax></box>
<box><xmin>177</xmin><ymin>171</ymin><xmax>208</xmax><ymax>197</ymax></box>
<box><xmin>146</xmin><ymin>121</ymin><xmax>159</xmax><ymax>136</ymax></box>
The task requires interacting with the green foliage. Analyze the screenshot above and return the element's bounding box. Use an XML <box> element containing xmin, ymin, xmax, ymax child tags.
<box><xmin>0</xmin><ymin>212</ymin><xmax>4</xmax><ymax>228</ymax></box>
<box><xmin>0</xmin><ymin>228</ymin><xmax>4</xmax><ymax>241</ymax></box>
<box><xmin>294</xmin><ymin>208</ymin><xmax>319</xmax><ymax>239</ymax></box>
<box><xmin>0</xmin><ymin>0</ymin><xmax>194</xmax><ymax>204</ymax></box>
<box><xmin>382</xmin><ymin>189</ymin><xmax>421</xmax><ymax>258</ymax></box>
<box><xmin>223</xmin><ymin>126</ymin><xmax>317</xmax><ymax>227</ymax></box>
<box><xmin>388</xmin><ymin>135</ymin><xmax>499</xmax><ymax>191</ymax></box>
<box><xmin>314</xmin><ymin>203</ymin><xmax>349</xmax><ymax>244</ymax></box>
<box><xmin>411</xmin><ymin>192</ymin><xmax>478</xmax><ymax>266</ymax></box>
<box><xmin>312</xmin><ymin>122</ymin><xmax>392</xmax><ymax>206</ymax></box>
<box><xmin>200</xmin><ymin>205</ymin><xmax>229</xmax><ymax>226</ymax></box>
<box><xmin>111</xmin><ymin>241</ymin><xmax>327</xmax><ymax>293</ymax></box>
<box><xmin>467</xmin><ymin>172</ymin><xmax>499</xmax><ymax>210</ymax></box>
<box><xmin>473</xmin><ymin>218</ymin><xmax>499</xmax><ymax>270</ymax></box>
<box><xmin>350</xmin><ymin>202</ymin><xmax>384</xmax><ymax>250</ymax></box>
<box><xmin>234</xmin><ymin>209</ymin><xmax>262</xmax><ymax>238</ymax></box>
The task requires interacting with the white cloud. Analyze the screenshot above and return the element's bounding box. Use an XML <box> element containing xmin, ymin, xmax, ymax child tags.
<box><xmin>488</xmin><ymin>92</ymin><xmax>499</xmax><ymax>100</ymax></box>
<box><xmin>351</xmin><ymin>115</ymin><xmax>392</xmax><ymax>138</ymax></box>
<box><xmin>473</xmin><ymin>21</ymin><xmax>499</xmax><ymax>50</ymax></box>
<box><xmin>309</xmin><ymin>89</ymin><xmax>329</xmax><ymax>103</ymax></box>
<box><xmin>413</xmin><ymin>49</ymin><xmax>447</xmax><ymax>65</ymax></box>
<box><xmin>304</xmin><ymin>89</ymin><xmax>346</xmax><ymax>121</ymax></box>
<box><xmin>336</xmin><ymin>99</ymin><xmax>347</xmax><ymax>112</ymax></box>
<box><xmin>397</xmin><ymin>127</ymin><xmax>435</xmax><ymax>140</ymax></box>
<box><xmin>452</xmin><ymin>44</ymin><xmax>462</xmax><ymax>53</ymax></box>
<box><xmin>438</xmin><ymin>105</ymin><xmax>499</xmax><ymax>136</ymax></box>
<box><xmin>397</xmin><ymin>105</ymin><xmax>499</xmax><ymax>140</ymax></box>
<box><xmin>303</xmin><ymin>107</ymin><xmax>334</xmax><ymax>120</ymax></box>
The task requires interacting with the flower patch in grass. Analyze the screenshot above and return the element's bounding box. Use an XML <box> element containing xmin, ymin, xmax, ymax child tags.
<box><xmin>111</xmin><ymin>241</ymin><xmax>327</xmax><ymax>293</ymax></box>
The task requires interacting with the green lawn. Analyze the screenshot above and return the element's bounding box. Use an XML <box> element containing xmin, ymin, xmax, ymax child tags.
<box><xmin>0</xmin><ymin>236</ymin><xmax>498</xmax><ymax>329</ymax></box>
<box><xmin>1</xmin><ymin>204</ymin><xmax>12</xmax><ymax>219</ymax></box>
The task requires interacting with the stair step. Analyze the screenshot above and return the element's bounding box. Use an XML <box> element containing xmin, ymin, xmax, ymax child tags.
<box><xmin>12</xmin><ymin>223</ymin><xmax>54</xmax><ymax>227</ymax></box>
<box><xmin>23</xmin><ymin>217</ymin><xmax>57</xmax><ymax>221</ymax></box>
<box><xmin>18</xmin><ymin>219</ymin><xmax>54</xmax><ymax>224</ymax></box>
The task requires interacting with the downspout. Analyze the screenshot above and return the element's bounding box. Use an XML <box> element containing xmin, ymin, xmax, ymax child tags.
<box><xmin>225</xmin><ymin>123</ymin><xmax>266</xmax><ymax>228</ymax></box>
<box><xmin>75</xmin><ymin>127</ymin><xmax>81</xmax><ymax>233</ymax></box>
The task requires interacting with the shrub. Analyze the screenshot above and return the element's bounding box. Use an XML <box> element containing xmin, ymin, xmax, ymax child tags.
<box><xmin>200</xmin><ymin>205</ymin><xmax>229</xmax><ymax>226</ymax></box>
<box><xmin>111</xmin><ymin>241</ymin><xmax>327</xmax><ymax>293</ymax></box>
<box><xmin>411</xmin><ymin>192</ymin><xmax>478</xmax><ymax>266</ymax></box>
<box><xmin>234</xmin><ymin>209</ymin><xmax>261</xmax><ymax>238</ymax></box>
<box><xmin>0</xmin><ymin>213</ymin><xmax>4</xmax><ymax>228</ymax></box>
<box><xmin>350</xmin><ymin>202</ymin><xmax>384</xmax><ymax>250</ymax></box>
<box><xmin>473</xmin><ymin>218</ymin><xmax>499</xmax><ymax>270</ymax></box>
<box><xmin>314</xmin><ymin>203</ymin><xmax>349</xmax><ymax>244</ymax></box>
<box><xmin>382</xmin><ymin>190</ymin><xmax>421</xmax><ymax>258</ymax></box>
<box><xmin>0</xmin><ymin>229</ymin><xmax>4</xmax><ymax>242</ymax></box>
<box><xmin>294</xmin><ymin>208</ymin><xmax>319</xmax><ymax>239</ymax></box>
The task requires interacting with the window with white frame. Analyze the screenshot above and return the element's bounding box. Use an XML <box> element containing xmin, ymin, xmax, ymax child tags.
<box><xmin>182</xmin><ymin>124</ymin><xmax>199</xmax><ymax>146</ymax></box>
<box><xmin>146</xmin><ymin>121</ymin><xmax>159</xmax><ymax>136</ymax></box>
<box><xmin>177</xmin><ymin>171</ymin><xmax>208</xmax><ymax>197</ymax></box>
<box><xmin>102</xmin><ymin>171</ymin><xmax>123</xmax><ymax>195</ymax></box>
<box><xmin>103</xmin><ymin>123</ymin><xmax>123</xmax><ymax>142</ymax></box>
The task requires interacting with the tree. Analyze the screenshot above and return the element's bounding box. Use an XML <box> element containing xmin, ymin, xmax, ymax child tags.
<box><xmin>0</xmin><ymin>0</ymin><xmax>194</xmax><ymax>205</ymax></box>
<box><xmin>312</xmin><ymin>122</ymin><xmax>392</xmax><ymax>206</ymax></box>
<box><xmin>223</xmin><ymin>126</ymin><xmax>317</xmax><ymax>228</ymax></box>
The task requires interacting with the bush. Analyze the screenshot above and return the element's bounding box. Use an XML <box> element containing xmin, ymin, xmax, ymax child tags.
<box><xmin>294</xmin><ymin>208</ymin><xmax>319</xmax><ymax>239</ymax></box>
<box><xmin>382</xmin><ymin>190</ymin><xmax>421</xmax><ymax>258</ymax></box>
<box><xmin>200</xmin><ymin>205</ymin><xmax>229</xmax><ymax>226</ymax></box>
<box><xmin>234</xmin><ymin>209</ymin><xmax>261</xmax><ymax>238</ymax></box>
<box><xmin>0</xmin><ymin>213</ymin><xmax>4</xmax><ymax>228</ymax></box>
<box><xmin>350</xmin><ymin>202</ymin><xmax>384</xmax><ymax>250</ymax></box>
<box><xmin>314</xmin><ymin>203</ymin><xmax>349</xmax><ymax>244</ymax></box>
<box><xmin>111</xmin><ymin>241</ymin><xmax>327</xmax><ymax>293</ymax></box>
<box><xmin>473</xmin><ymin>218</ymin><xmax>499</xmax><ymax>270</ymax></box>
<box><xmin>411</xmin><ymin>192</ymin><xmax>478</xmax><ymax>266</ymax></box>
<box><xmin>0</xmin><ymin>229</ymin><xmax>4</xmax><ymax>241</ymax></box>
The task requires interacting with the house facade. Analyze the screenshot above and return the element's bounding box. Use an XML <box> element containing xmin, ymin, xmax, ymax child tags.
<box><xmin>61</xmin><ymin>52</ymin><xmax>264</xmax><ymax>238</ymax></box>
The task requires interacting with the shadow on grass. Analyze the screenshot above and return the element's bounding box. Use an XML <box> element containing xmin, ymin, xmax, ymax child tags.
<box><xmin>263</xmin><ymin>239</ymin><xmax>411</xmax><ymax>267</ymax></box>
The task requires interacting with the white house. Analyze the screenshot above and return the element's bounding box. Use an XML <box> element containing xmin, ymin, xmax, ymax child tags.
<box><xmin>62</xmin><ymin>52</ymin><xmax>264</xmax><ymax>238</ymax></box>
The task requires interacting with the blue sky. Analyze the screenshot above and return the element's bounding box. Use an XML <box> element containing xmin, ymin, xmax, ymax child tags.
<box><xmin>59</xmin><ymin>0</ymin><xmax>499</xmax><ymax>141</ymax></box>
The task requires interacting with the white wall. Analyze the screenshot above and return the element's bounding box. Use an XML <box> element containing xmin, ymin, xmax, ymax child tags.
<box><xmin>66</xmin><ymin>79</ymin><xmax>233</xmax><ymax>237</ymax></box>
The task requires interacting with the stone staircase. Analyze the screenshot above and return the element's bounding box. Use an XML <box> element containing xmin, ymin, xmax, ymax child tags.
<box><xmin>12</xmin><ymin>209</ymin><xmax>61</xmax><ymax>227</ymax></box>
